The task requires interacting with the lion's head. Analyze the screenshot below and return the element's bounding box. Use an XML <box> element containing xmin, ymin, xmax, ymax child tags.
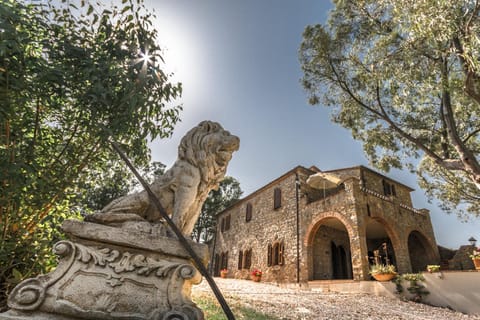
<box><xmin>178</xmin><ymin>121</ymin><xmax>240</xmax><ymax>185</ymax></box>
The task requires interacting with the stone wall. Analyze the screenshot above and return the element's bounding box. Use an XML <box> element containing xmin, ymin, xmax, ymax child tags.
<box><xmin>450</xmin><ymin>245</ymin><xmax>475</xmax><ymax>270</ymax></box>
<box><xmin>214</xmin><ymin>171</ymin><xmax>301</xmax><ymax>283</ymax></box>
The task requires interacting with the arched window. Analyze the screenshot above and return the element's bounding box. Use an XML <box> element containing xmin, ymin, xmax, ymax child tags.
<box><xmin>246</xmin><ymin>203</ymin><xmax>253</xmax><ymax>222</ymax></box>
<box><xmin>273</xmin><ymin>188</ymin><xmax>282</xmax><ymax>209</ymax></box>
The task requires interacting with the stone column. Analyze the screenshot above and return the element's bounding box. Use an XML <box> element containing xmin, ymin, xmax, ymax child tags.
<box><xmin>350</xmin><ymin>229</ymin><xmax>370</xmax><ymax>280</ymax></box>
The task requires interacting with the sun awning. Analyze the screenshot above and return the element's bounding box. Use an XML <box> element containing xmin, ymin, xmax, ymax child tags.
<box><xmin>306</xmin><ymin>172</ymin><xmax>343</xmax><ymax>189</ymax></box>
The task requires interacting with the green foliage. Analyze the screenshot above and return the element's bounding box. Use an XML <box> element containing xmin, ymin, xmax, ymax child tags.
<box><xmin>300</xmin><ymin>0</ymin><xmax>480</xmax><ymax>217</ymax></box>
<box><xmin>0</xmin><ymin>0</ymin><xmax>181</xmax><ymax>310</ymax></box>
<box><xmin>78</xmin><ymin>161</ymin><xmax>165</xmax><ymax>212</ymax></box>
<box><xmin>193</xmin><ymin>293</ymin><xmax>280</xmax><ymax>320</ymax></box>
<box><xmin>394</xmin><ymin>273</ymin><xmax>429</xmax><ymax>303</ymax></box>
<box><xmin>369</xmin><ymin>263</ymin><xmax>396</xmax><ymax>275</ymax></box>
<box><xmin>192</xmin><ymin>176</ymin><xmax>243</xmax><ymax>243</ymax></box>
<box><xmin>426</xmin><ymin>265</ymin><xmax>441</xmax><ymax>272</ymax></box>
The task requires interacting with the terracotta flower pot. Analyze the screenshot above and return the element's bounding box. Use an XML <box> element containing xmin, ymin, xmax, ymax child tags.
<box><xmin>473</xmin><ymin>258</ymin><xmax>480</xmax><ymax>270</ymax></box>
<box><xmin>251</xmin><ymin>275</ymin><xmax>261</xmax><ymax>282</ymax></box>
<box><xmin>220</xmin><ymin>271</ymin><xmax>228</xmax><ymax>278</ymax></box>
<box><xmin>372</xmin><ymin>273</ymin><xmax>396</xmax><ymax>282</ymax></box>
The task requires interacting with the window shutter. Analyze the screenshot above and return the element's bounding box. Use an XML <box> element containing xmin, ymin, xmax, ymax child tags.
<box><xmin>267</xmin><ymin>244</ymin><xmax>272</xmax><ymax>266</ymax></box>
<box><xmin>279</xmin><ymin>242</ymin><xmax>285</xmax><ymax>265</ymax></box>
<box><xmin>225</xmin><ymin>215</ymin><xmax>231</xmax><ymax>231</ymax></box>
<box><xmin>391</xmin><ymin>184</ymin><xmax>396</xmax><ymax>196</ymax></box>
<box><xmin>214</xmin><ymin>254</ymin><xmax>220</xmax><ymax>276</ymax></box>
<box><xmin>238</xmin><ymin>250</ymin><xmax>243</xmax><ymax>270</ymax></box>
<box><xmin>273</xmin><ymin>188</ymin><xmax>282</xmax><ymax>209</ymax></box>
<box><xmin>246</xmin><ymin>249</ymin><xmax>252</xmax><ymax>269</ymax></box>
<box><xmin>221</xmin><ymin>252</ymin><xmax>226</xmax><ymax>269</ymax></box>
<box><xmin>246</xmin><ymin>203</ymin><xmax>252</xmax><ymax>222</ymax></box>
<box><xmin>221</xmin><ymin>218</ymin><xmax>225</xmax><ymax>232</ymax></box>
<box><xmin>273</xmin><ymin>243</ymin><xmax>279</xmax><ymax>265</ymax></box>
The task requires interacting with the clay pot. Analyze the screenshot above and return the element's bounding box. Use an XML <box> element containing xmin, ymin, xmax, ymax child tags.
<box><xmin>372</xmin><ymin>273</ymin><xmax>396</xmax><ymax>282</ymax></box>
<box><xmin>473</xmin><ymin>258</ymin><xmax>480</xmax><ymax>270</ymax></box>
<box><xmin>251</xmin><ymin>275</ymin><xmax>261</xmax><ymax>282</ymax></box>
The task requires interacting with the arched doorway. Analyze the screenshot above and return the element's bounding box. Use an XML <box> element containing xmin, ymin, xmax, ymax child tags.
<box><xmin>408</xmin><ymin>231</ymin><xmax>435</xmax><ymax>272</ymax></box>
<box><xmin>312</xmin><ymin>218</ymin><xmax>353</xmax><ymax>280</ymax></box>
<box><xmin>366</xmin><ymin>218</ymin><xmax>397</xmax><ymax>268</ymax></box>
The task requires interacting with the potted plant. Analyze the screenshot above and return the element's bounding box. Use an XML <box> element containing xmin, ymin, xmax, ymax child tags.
<box><xmin>369</xmin><ymin>263</ymin><xmax>397</xmax><ymax>281</ymax></box>
<box><xmin>220</xmin><ymin>269</ymin><xmax>228</xmax><ymax>278</ymax></box>
<box><xmin>470</xmin><ymin>248</ymin><xmax>480</xmax><ymax>270</ymax></box>
<box><xmin>426</xmin><ymin>265</ymin><xmax>440</xmax><ymax>273</ymax></box>
<box><xmin>250</xmin><ymin>269</ymin><xmax>262</xmax><ymax>282</ymax></box>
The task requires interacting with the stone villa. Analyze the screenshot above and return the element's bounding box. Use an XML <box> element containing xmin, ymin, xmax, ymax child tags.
<box><xmin>211</xmin><ymin>165</ymin><xmax>440</xmax><ymax>283</ymax></box>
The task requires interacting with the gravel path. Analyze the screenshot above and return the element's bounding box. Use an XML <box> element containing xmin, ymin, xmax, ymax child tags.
<box><xmin>192</xmin><ymin>278</ymin><xmax>480</xmax><ymax>320</ymax></box>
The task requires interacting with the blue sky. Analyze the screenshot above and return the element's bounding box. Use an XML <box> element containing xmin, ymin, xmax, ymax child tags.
<box><xmin>147</xmin><ymin>0</ymin><xmax>480</xmax><ymax>249</ymax></box>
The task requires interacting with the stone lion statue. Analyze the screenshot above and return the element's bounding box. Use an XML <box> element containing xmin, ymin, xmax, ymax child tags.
<box><xmin>85</xmin><ymin>120</ymin><xmax>240</xmax><ymax>236</ymax></box>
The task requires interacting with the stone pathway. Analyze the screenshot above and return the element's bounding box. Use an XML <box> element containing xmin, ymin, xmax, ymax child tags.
<box><xmin>192</xmin><ymin>278</ymin><xmax>480</xmax><ymax>320</ymax></box>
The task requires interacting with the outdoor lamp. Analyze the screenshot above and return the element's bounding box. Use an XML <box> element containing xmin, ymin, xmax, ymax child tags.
<box><xmin>469</xmin><ymin>236</ymin><xmax>477</xmax><ymax>247</ymax></box>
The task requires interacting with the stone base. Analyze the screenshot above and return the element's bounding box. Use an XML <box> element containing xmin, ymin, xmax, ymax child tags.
<box><xmin>0</xmin><ymin>310</ymin><xmax>81</xmax><ymax>320</ymax></box>
<box><xmin>0</xmin><ymin>219</ymin><xmax>208</xmax><ymax>320</ymax></box>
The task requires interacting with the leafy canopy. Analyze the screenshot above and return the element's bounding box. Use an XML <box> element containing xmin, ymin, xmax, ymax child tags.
<box><xmin>0</xmin><ymin>0</ymin><xmax>181</xmax><ymax>309</ymax></box>
<box><xmin>192</xmin><ymin>176</ymin><xmax>243</xmax><ymax>243</ymax></box>
<box><xmin>300</xmin><ymin>0</ymin><xmax>480</xmax><ymax>217</ymax></box>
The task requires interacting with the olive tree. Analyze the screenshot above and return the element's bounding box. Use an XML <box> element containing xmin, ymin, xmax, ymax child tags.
<box><xmin>300</xmin><ymin>0</ymin><xmax>480</xmax><ymax>217</ymax></box>
<box><xmin>0</xmin><ymin>0</ymin><xmax>181</xmax><ymax>309</ymax></box>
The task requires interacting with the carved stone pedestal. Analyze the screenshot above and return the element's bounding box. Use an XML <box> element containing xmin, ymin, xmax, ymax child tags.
<box><xmin>0</xmin><ymin>220</ymin><xmax>208</xmax><ymax>320</ymax></box>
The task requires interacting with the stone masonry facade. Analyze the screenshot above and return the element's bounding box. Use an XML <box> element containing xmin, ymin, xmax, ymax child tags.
<box><xmin>212</xmin><ymin>165</ymin><xmax>440</xmax><ymax>283</ymax></box>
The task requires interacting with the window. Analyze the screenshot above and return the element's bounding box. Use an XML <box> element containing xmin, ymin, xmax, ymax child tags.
<box><xmin>273</xmin><ymin>188</ymin><xmax>282</xmax><ymax>209</ymax></box>
<box><xmin>267</xmin><ymin>241</ymin><xmax>284</xmax><ymax>266</ymax></box>
<box><xmin>220</xmin><ymin>214</ymin><xmax>231</xmax><ymax>233</ymax></box>
<box><xmin>238</xmin><ymin>249</ymin><xmax>252</xmax><ymax>269</ymax></box>
<box><xmin>382</xmin><ymin>180</ymin><xmax>396</xmax><ymax>196</ymax></box>
<box><xmin>246</xmin><ymin>203</ymin><xmax>253</xmax><ymax>222</ymax></box>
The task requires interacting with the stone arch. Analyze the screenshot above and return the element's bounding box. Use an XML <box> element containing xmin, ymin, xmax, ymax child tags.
<box><xmin>407</xmin><ymin>230</ymin><xmax>437</xmax><ymax>272</ymax></box>
<box><xmin>305</xmin><ymin>212</ymin><xmax>355</xmax><ymax>280</ymax></box>
<box><xmin>365</xmin><ymin>216</ymin><xmax>401</xmax><ymax>268</ymax></box>
<box><xmin>305</xmin><ymin>212</ymin><xmax>355</xmax><ymax>247</ymax></box>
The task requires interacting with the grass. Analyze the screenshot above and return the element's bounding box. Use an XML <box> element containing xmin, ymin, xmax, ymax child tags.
<box><xmin>193</xmin><ymin>293</ymin><xmax>280</xmax><ymax>320</ymax></box>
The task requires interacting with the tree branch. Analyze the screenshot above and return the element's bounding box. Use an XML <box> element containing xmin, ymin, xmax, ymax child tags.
<box><xmin>440</xmin><ymin>57</ymin><xmax>480</xmax><ymax>185</ymax></box>
<box><xmin>463</xmin><ymin>128</ymin><xmax>480</xmax><ymax>144</ymax></box>
<box><xmin>452</xmin><ymin>36</ymin><xmax>480</xmax><ymax>105</ymax></box>
<box><xmin>28</xmin><ymin>98</ymin><xmax>41</xmax><ymax>163</ymax></box>
<box><xmin>464</xmin><ymin>0</ymin><xmax>480</xmax><ymax>37</ymax></box>
<box><xmin>373</xmin><ymin>83</ymin><xmax>452</xmax><ymax>167</ymax></box>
